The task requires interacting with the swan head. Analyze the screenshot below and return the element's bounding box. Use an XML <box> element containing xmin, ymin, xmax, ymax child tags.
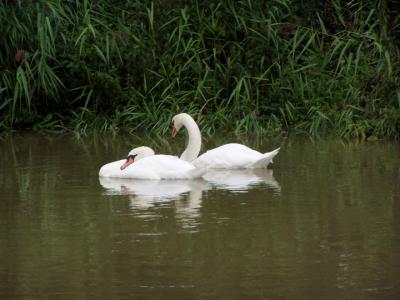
<box><xmin>120</xmin><ymin>146</ymin><xmax>155</xmax><ymax>170</ymax></box>
<box><xmin>171</xmin><ymin>113</ymin><xmax>192</xmax><ymax>138</ymax></box>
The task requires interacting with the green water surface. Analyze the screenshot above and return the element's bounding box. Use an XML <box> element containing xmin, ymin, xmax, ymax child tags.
<box><xmin>1</xmin><ymin>134</ymin><xmax>399</xmax><ymax>299</ymax></box>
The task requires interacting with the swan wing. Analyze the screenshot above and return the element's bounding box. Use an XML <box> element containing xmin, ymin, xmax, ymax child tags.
<box><xmin>193</xmin><ymin>143</ymin><xmax>263</xmax><ymax>169</ymax></box>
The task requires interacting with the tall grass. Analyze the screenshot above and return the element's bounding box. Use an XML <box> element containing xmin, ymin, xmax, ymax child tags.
<box><xmin>1</xmin><ymin>0</ymin><xmax>399</xmax><ymax>139</ymax></box>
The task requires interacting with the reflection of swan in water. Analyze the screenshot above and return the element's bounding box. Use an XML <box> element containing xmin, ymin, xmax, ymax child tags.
<box><xmin>100</xmin><ymin>168</ymin><xmax>280</xmax><ymax>200</ymax></box>
<box><xmin>99</xmin><ymin>176</ymin><xmax>209</xmax><ymax>206</ymax></box>
<box><xmin>203</xmin><ymin>169</ymin><xmax>281</xmax><ymax>193</ymax></box>
<box><xmin>172</xmin><ymin>180</ymin><xmax>205</xmax><ymax>230</ymax></box>
<box><xmin>99</xmin><ymin>170</ymin><xmax>280</xmax><ymax>228</ymax></box>
<box><xmin>99</xmin><ymin>177</ymin><xmax>209</xmax><ymax>229</ymax></box>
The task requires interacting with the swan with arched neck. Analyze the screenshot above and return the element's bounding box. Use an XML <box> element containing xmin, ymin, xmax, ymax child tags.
<box><xmin>171</xmin><ymin>113</ymin><xmax>280</xmax><ymax>169</ymax></box>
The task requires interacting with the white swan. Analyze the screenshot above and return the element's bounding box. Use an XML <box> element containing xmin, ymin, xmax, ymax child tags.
<box><xmin>99</xmin><ymin>146</ymin><xmax>204</xmax><ymax>179</ymax></box>
<box><xmin>171</xmin><ymin>113</ymin><xmax>280</xmax><ymax>169</ymax></box>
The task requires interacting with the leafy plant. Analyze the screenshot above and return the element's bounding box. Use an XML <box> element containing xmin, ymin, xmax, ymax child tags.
<box><xmin>0</xmin><ymin>0</ymin><xmax>399</xmax><ymax>139</ymax></box>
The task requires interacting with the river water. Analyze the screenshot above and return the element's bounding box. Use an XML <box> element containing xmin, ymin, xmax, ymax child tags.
<box><xmin>1</xmin><ymin>133</ymin><xmax>399</xmax><ymax>299</ymax></box>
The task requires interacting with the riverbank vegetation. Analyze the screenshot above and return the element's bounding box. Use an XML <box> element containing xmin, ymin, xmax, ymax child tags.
<box><xmin>1</xmin><ymin>0</ymin><xmax>399</xmax><ymax>138</ymax></box>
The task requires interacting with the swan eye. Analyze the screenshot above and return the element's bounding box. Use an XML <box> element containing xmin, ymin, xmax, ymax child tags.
<box><xmin>170</xmin><ymin>120</ymin><xmax>174</xmax><ymax>128</ymax></box>
<box><xmin>127</xmin><ymin>154</ymin><xmax>137</xmax><ymax>161</ymax></box>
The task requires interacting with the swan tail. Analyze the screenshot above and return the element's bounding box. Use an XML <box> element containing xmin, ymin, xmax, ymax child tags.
<box><xmin>250</xmin><ymin>147</ymin><xmax>280</xmax><ymax>169</ymax></box>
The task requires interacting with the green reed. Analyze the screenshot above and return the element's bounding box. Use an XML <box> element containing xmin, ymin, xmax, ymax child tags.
<box><xmin>0</xmin><ymin>0</ymin><xmax>399</xmax><ymax>139</ymax></box>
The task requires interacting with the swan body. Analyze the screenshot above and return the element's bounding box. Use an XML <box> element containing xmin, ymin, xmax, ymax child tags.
<box><xmin>99</xmin><ymin>146</ymin><xmax>204</xmax><ymax>180</ymax></box>
<box><xmin>193</xmin><ymin>143</ymin><xmax>280</xmax><ymax>169</ymax></box>
<box><xmin>171</xmin><ymin>113</ymin><xmax>280</xmax><ymax>169</ymax></box>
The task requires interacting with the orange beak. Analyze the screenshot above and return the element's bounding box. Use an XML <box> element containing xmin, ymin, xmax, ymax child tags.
<box><xmin>171</xmin><ymin>125</ymin><xmax>177</xmax><ymax>138</ymax></box>
<box><xmin>120</xmin><ymin>156</ymin><xmax>135</xmax><ymax>170</ymax></box>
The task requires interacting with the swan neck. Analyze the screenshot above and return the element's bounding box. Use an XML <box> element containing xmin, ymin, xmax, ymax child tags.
<box><xmin>180</xmin><ymin>116</ymin><xmax>201</xmax><ymax>162</ymax></box>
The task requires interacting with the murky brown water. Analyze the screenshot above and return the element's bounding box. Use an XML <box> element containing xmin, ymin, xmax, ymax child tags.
<box><xmin>1</xmin><ymin>133</ymin><xmax>399</xmax><ymax>299</ymax></box>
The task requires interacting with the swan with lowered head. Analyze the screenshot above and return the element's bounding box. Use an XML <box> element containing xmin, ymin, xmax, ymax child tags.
<box><xmin>99</xmin><ymin>146</ymin><xmax>204</xmax><ymax>179</ymax></box>
<box><xmin>171</xmin><ymin>113</ymin><xmax>280</xmax><ymax>169</ymax></box>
